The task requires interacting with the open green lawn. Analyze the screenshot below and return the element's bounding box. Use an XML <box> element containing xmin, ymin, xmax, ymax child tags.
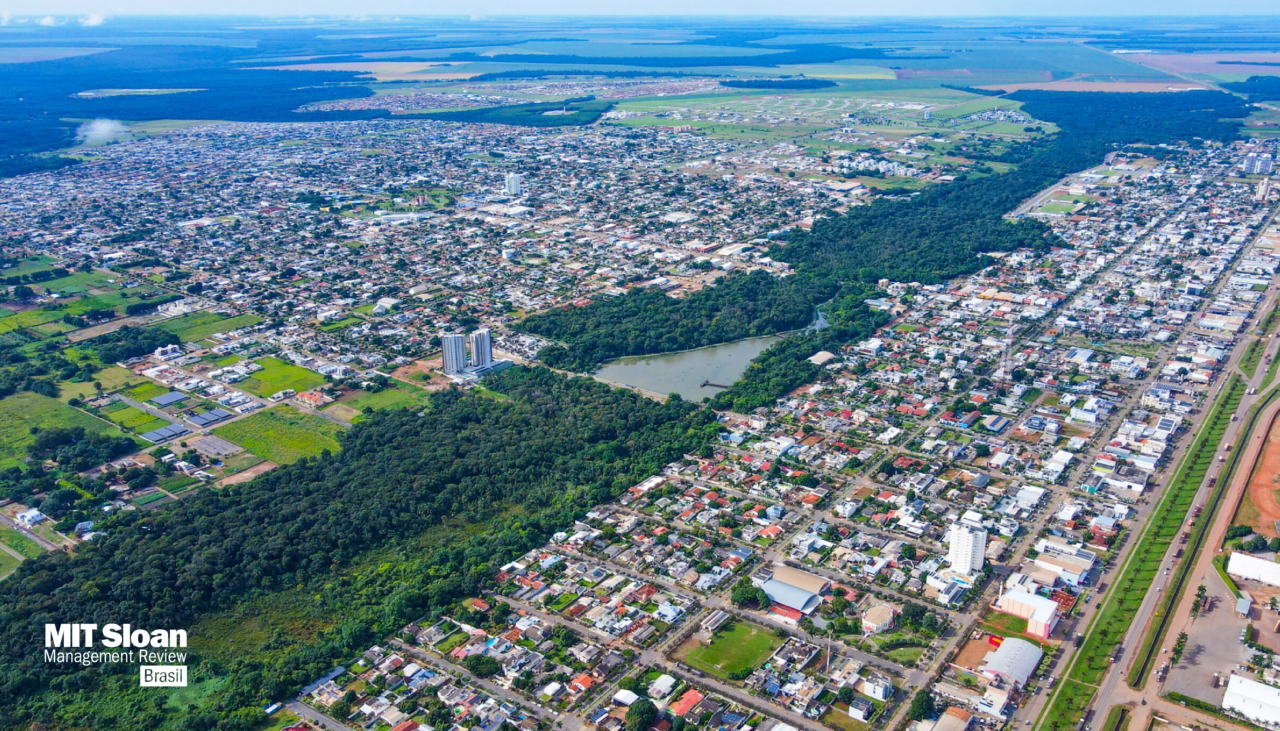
<box><xmin>0</xmin><ymin>525</ymin><xmax>47</xmax><ymax>560</ymax></box>
<box><xmin>152</xmin><ymin>312</ymin><xmax>263</xmax><ymax>343</ymax></box>
<box><xmin>101</xmin><ymin>404</ymin><xmax>170</xmax><ymax>433</ymax></box>
<box><xmin>0</xmin><ymin>392</ymin><xmax>137</xmax><ymax>470</ymax></box>
<box><xmin>213</xmin><ymin>405</ymin><xmax>344</xmax><ymax>465</ymax></box>
<box><xmin>683</xmin><ymin>621</ymin><xmax>783</xmax><ymax>680</ymax></box>
<box><xmin>237</xmin><ymin>357</ymin><xmax>326</xmax><ymax>398</ymax></box>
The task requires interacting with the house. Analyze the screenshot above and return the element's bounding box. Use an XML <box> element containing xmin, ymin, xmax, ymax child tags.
<box><xmin>848</xmin><ymin>698</ymin><xmax>875</xmax><ymax>722</ymax></box>
<box><xmin>862</xmin><ymin>604</ymin><xmax>895</xmax><ymax>634</ymax></box>
<box><xmin>670</xmin><ymin>689</ymin><xmax>705</xmax><ymax>718</ymax></box>
<box><xmin>15</xmin><ymin>508</ymin><xmax>46</xmax><ymax>528</ymax></box>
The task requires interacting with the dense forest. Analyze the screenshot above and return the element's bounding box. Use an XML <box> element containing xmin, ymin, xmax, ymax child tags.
<box><xmin>518</xmin><ymin>270</ymin><xmax>832</xmax><ymax>371</ymax></box>
<box><xmin>1223</xmin><ymin>75</ymin><xmax>1280</xmax><ymax>102</ymax></box>
<box><xmin>0</xmin><ymin>368</ymin><xmax>716</xmax><ymax>730</ymax></box>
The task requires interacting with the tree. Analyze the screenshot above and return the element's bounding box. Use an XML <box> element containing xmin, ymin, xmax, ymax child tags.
<box><xmin>626</xmin><ymin>698</ymin><xmax>658</xmax><ymax>731</ymax></box>
<box><xmin>900</xmin><ymin>544</ymin><xmax>917</xmax><ymax>561</ymax></box>
<box><xmin>908</xmin><ymin>690</ymin><xmax>936</xmax><ymax>721</ymax></box>
<box><xmin>464</xmin><ymin>654</ymin><xmax>502</xmax><ymax>678</ymax></box>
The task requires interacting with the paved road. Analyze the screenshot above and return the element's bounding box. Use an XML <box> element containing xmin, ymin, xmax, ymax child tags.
<box><xmin>0</xmin><ymin>512</ymin><xmax>59</xmax><ymax>551</ymax></box>
<box><xmin>284</xmin><ymin>701</ymin><xmax>359</xmax><ymax>731</ymax></box>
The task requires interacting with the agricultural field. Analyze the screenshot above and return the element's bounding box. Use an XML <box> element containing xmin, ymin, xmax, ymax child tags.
<box><xmin>680</xmin><ymin>621</ymin><xmax>783</xmax><ymax>680</ymax></box>
<box><xmin>0</xmin><ymin>392</ymin><xmax>137</xmax><ymax>470</ymax></box>
<box><xmin>237</xmin><ymin>357</ymin><xmax>327</xmax><ymax>398</ymax></box>
<box><xmin>212</xmin><ymin>405</ymin><xmax>344</xmax><ymax>465</ymax></box>
<box><xmin>151</xmin><ymin>311</ymin><xmax>263</xmax><ymax>343</ymax></box>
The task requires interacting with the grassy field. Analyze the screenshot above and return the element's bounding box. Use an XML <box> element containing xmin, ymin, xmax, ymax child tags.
<box><xmin>213</xmin><ymin>405</ymin><xmax>344</xmax><ymax>465</ymax></box>
<box><xmin>56</xmin><ymin>366</ymin><xmax>135</xmax><ymax>402</ymax></box>
<box><xmin>0</xmin><ymin>392</ymin><xmax>137</xmax><ymax>470</ymax></box>
<box><xmin>0</xmin><ymin>525</ymin><xmax>47</xmax><ymax>560</ymax></box>
<box><xmin>152</xmin><ymin>312</ymin><xmax>262</xmax><ymax>343</ymax></box>
<box><xmin>100</xmin><ymin>403</ymin><xmax>171</xmax><ymax>434</ymax></box>
<box><xmin>682</xmin><ymin>621</ymin><xmax>783</xmax><ymax>680</ymax></box>
<box><xmin>0</xmin><ymin>548</ymin><xmax>21</xmax><ymax>581</ymax></box>
<box><xmin>1241</xmin><ymin>340</ymin><xmax>1264</xmax><ymax>379</ymax></box>
<box><xmin>237</xmin><ymin>357</ymin><xmax>326</xmax><ymax>398</ymax></box>
<box><xmin>329</xmin><ymin>384</ymin><xmax>429</xmax><ymax>418</ymax></box>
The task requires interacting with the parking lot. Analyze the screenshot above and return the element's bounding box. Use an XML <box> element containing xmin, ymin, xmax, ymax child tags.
<box><xmin>1161</xmin><ymin>570</ymin><xmax>1250</xmax><ymax>705</ymax></box>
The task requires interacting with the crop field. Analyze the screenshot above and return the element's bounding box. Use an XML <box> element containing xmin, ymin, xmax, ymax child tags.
<box><xmin>151</xmin><ymin>312</ymin><xmax>263</xmax><ymax>343</ymax></box>
<box><xmin>681</xmin><ymin>621</ymin><xmax>783</xmax><ymax>680</ymax></box>
<box><xmin>237</xmin><ymin>357</ymin><xmax>327</xmax><ymax>398</ymax></box>
<box><xmin>0</xmin><ymin>392</ymin><xmax>136</xmax><ymax>470</ymax></box>
<box><xmin>1037</xmin><ymin>376</ymin><xmax>1246</xmax><ymax>731</ymax></box>
<box><xmin>212</xmin><ymin>405</ymin><xmax>344</xmax><ymax>465</ymax></box>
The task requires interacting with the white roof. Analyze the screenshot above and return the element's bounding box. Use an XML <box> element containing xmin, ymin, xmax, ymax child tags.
<box><xmin>1000</xmin><ymin>590</ymin><xmax>1060</xmax><ymax>623</ymax></box>
<box><xmin>980</xmin><ymin>637</ymin><xmax>1043</xmax><ymax>686</ymax></box>
<box><xmin>1225</xmin><ymin>674</ymin><xmax>1280</xmax><ymax>725</ymax></box>
<box><xmin>613</xmin><ymin>689</ymin><xmax>640</xmax><ymax>706</ymax></box>
<box><xmin>1228</xmin><ymin>551</ymin><xmax>1280</xmax><ymax>588</ymax></box>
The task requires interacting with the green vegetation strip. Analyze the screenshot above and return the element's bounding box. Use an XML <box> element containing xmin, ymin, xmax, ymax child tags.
<box><xmin>1241</xmin><ymin>340</ymin><xmax>1264</xmax><ymax>379</ymax></box>
<box><xmin>1128</xmin><ymin>376</ymin><xmax>1268</xmax><ymax>688</ymax></box>
<box><xmin>1037</xmin><ymin>375</ymin><xmax>1245</xmax><ymax>731</ymax></box>
<box><xmin>1100</xmin><ymin>705</ymin><xmax>1130</xmax><ymax>731</ymax></box>
<box><xmin>0</xmin><ymin>525</ymin><xmax>46</xmax><ymax>560</ymax></box>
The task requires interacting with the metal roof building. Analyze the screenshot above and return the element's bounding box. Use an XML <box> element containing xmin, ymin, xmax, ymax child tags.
<box><xmin>979</xmin><ymin>637</ymin><xmax>1042</xmax><ymax>688</ymax></box>
<box><xmin>1224</xmin><ymin>674</ymin><xmax>1280</xmax><ymax>726</ymax></box>
<box><xmin>761</xmin><ymin>579</ymin><xmax>821</xmax><ymax>615</ymax></box>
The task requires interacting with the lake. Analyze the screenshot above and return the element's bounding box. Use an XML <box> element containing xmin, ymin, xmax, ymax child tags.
<box><xmin>594</xmin><ymin>334</ymin><xmax>784</xmax><ymax>401</ymax></box>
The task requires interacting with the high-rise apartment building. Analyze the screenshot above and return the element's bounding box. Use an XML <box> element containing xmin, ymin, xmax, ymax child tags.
<box><xmin>441</xmin><ymin>333</ymin><xmax>468</xmax><ymax>375</ymax></box>
<box><xmin>469</xmin><ymin>328</ymin><xmax>492</xmax><ymax>367</ymax></box>
<box><xmin>505</xmin><ymin>172</ymin><xmax>523</xmax><ymax>196</ymax></box>
<box><xmin>947</xmin><ymin>523</ymin><xmax>987</xmax><ymax>575</ymax></box>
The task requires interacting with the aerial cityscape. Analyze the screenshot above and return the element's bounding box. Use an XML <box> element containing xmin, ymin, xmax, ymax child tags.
<box><xmin>4</xmin><ymin>11</ymin><xmax>1280</xmax><ymax>731</ymax></box>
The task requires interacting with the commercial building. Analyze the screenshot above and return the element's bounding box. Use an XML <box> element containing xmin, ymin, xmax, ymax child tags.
<box><xmin>1032</xmin><ymin>539</ymin><xmax>1097</xmax><ymax>587</ymax></box>
<box><xmin>758</xmin><ymin>565</ymin><xmax>828</xmax><ymax>616</ymax></box>
<box><xmin>978</xmin><ymin>637</ymin><xmax>1042</xmax><ymax>688</ymax></box>
<box><xmin>1224</xmin><ymin>674</ymin><xmax>1280</xmax><ymax>726</ymax></box>
<box><xmin>994</xmin><ymin>590</ymin><xmax>1060</xmax><ymax>640</ymax></box>
<box><xmin>470</xmin><ymin>328</ymin><xmax>493</xmax><ymax>367</ymax></box>
<box><xmin>442</xmin><ymin>334</ymin><xmax>468</xmax><ymax>375</ymax></box>
<box><xmin>948</xmin><ymin>523</ymin><xmax>987</xmax><ymax>575</ymax></box>
<box><xmin>1228</xmin><ymin>552</ymin><xmax>1280</xmax><ymax>588</ymax></box>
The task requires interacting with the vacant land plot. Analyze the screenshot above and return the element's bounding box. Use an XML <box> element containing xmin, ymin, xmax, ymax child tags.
<box><xmin>0</xmin><ymin>525</ymin><xmax>46</xmax><ymax>560</ymax></box>
<box><xmin>681</xmin><ymin>621</ymin><xmax>783</xmax><ymax>680</ymax></box>
<box><xmin>56</xmin><ymin>366</ymin><xmax>135</xmax><ymax>402</ymax></box>
<box><xmin>0</xmin><ymin>548</ymin><xmax>21</xmax><ymax>581</ymax></box>
<box><xmin>238</xmin><ymin>357</ymin><xmax>326</xmax><ymax>398</ymax></box>
<box><xmin>0</xmin><ymin>392</ymin><xmax>135</xmax><ymax>470</ymax></box>
<box><xmin>1237</xmin><ymin>411</ymin><xmax>1280</xmax><ymax>538</ymax></box>
<box><xmin>213</xmin><ymin>405</ymin><xmax>344</xmax><ymax>465</ymax></box>
<box><xmin>100</xmin><ymin>403</ymin><xmax>171</xmax><ymax>434</ymax></box>
<box><xmin>152</xmin><ymin>312</ymin><xmax>263</xmax><ymax>343</ymax></box>
<box><xmin>333</xmin><ymin>385</ymin><xmax>428</xmax><ymax>415</ymax></box>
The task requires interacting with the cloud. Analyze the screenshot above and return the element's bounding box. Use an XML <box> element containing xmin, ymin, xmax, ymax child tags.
<box><xmin>76</xmin><ymin>119</ymin><xmax>129</xmax><ymax>147</ymax></box>
<box><xmin>38</xmin><ymin>15</ymin><xmax>60</xmax><ymax>26</ymax></box>
<box><xmin>79</xmin><ymin>13</ymin><xmax>106</xmax><ymax>26</ymax></box>
<box><xmin>0</xmin><ymin>12</ymin><xmax>11</xmax><ymax>25</ymax></box>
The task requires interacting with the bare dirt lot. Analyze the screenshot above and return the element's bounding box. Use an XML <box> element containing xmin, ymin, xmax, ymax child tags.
<box><xmin>1233</xmin><ymin>415</ymin><xmax>1280</xmax><ymax>537</ymax></box>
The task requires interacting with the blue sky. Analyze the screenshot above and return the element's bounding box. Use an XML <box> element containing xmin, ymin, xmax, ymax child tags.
<box><xmin>5</xmin><ymin>1</ymin><xmax>1280</xmax><ymax>19</ymax></box>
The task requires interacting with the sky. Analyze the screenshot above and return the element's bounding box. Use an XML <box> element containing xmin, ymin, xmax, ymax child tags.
<box><xmin>4</xmin><ymin>0</ymin><xmax>1280</xmax><ymax>19</ymax></box>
